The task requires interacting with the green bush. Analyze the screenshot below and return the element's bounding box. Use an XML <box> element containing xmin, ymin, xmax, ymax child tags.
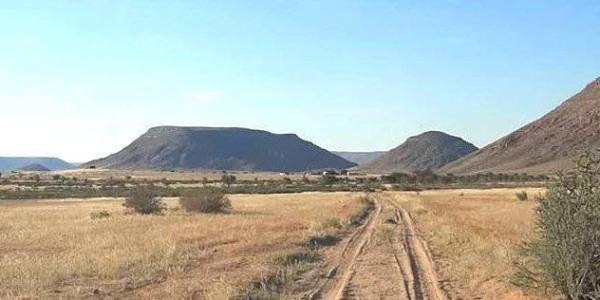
<box><xmin>222</xmin><ymin>174</ymin><xmax>236</xmax><ymax>187</ymax></box>
<box><xmin>179</xmin><ymin>188</ymin><xmax>231</xmax><ymax>213</ymax></box>
<box><xmin>123</xmin><ymin>187</ymin><xmax>164</xmax><ymax>215</ymax></box>
<box><xmin>515</xmin><ymin>191</ymin><xmax>529</xmax><ymax>201</ymax></box>
<box><xmin>529</xmin><ymin>152</ymin><xmax>600</xmax><ymax>298</ymax></box>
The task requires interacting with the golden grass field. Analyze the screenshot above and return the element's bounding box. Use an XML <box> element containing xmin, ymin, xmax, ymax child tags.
<box><xmin>0</xmin><ymin>192</ymin><xmax>362</xmax><ymax>298</ymax></box>
<box><xmin>390</xmin><ymin>188</ymin><xmax>552</xmax><ymax>299</ymax></box>
<box><xmin>0</xmin><ymin>188</ymin><xmax>559</xmax><ymax>299</ymax></box>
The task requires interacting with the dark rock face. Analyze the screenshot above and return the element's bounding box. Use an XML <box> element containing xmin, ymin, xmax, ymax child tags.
<box><xmin>84</xmin><ymin>126</ymin><xmax>356</xmax><ymax>172</ymax></box>
<box><xmin>361</xmin><ymin>131</ymin><xmax>478</xmax><ymax>173</ymax></box>
<box><xmin>441</xmin><ymin>77</ymin><xmax>600</xmax><ymax>175</ymax></box>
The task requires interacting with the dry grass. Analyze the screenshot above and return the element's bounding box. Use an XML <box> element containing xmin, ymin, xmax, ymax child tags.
<box><xmin>0</xmin><ymin>192</ymin><xmax>362</xmax><ymax>298</ymax></box>
<box><xmin>388</xmin><ymin>188</ymin><xmax>554</xmax><ymax>300</ymax></box>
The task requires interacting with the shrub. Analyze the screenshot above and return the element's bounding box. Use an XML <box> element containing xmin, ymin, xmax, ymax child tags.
<box><xmin>277</xmin><ymin>250</ymin><xmax>319</xmax><ymax>265</ymax></box>
<box><xmin>515</xmin><ymin>191</ymin><xmax>529</xmax><ymax>201</ymax></box>
<box><xmin>528</xmin><ymin>151</ymin><xmax>600</xmax><ymax>298</ymax></box>
<box><xmin>90</xmin><ymin>210</ymin><xmax>110</xmax><ymax>219</ymax></box>
<box><xmin>179</xmin><ymin>188</ymin><xmax>232</xmax><ymax>213</ymax></box>
<box><xmin>320</xmin><ymin>174</ymin><xmax>337</xmax><ymax>186</ymax></box>
<box><xmin>123</xmin><ymin>187</ymin><xmax>164</xmax><ymax>215</ymax></box>
<box><xmin>222</xmin><ymin>174</ymin><xmax>236</xmax><ymax>187</ymax></box>
<box><xmin>304</xmin><ymin>233</ymin><xmax>340</xmax><ymax>249</ymax></box>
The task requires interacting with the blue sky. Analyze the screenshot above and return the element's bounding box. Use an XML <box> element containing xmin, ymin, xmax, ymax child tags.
<box><xmin>1</xmin><ymin>0</ymin><xmax>599</xmax><ymax>161</ymax></box>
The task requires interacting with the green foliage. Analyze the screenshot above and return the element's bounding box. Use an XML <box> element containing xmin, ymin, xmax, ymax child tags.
<box><xmin>528</xmin><ymin>151</ymin><xmax>600</xmax><ymax>299</ymax></box>
<box><xmin>221</xmin><ymin>174</ymin><xmax>236</xmax><ymax>187</ymax></box>
<box><xmin>320</xmin><ymin>174</ymin><xmax>337</xmax><ymax>186</ymax></box>
<box><xmin>123</xmin><ymin>187</ymin><xmax>164</xmax><ymax>215</ymax></box>
<box><xmin>179</xmin><ymin>188</ymin><xmax>232</xmax><ymax>213</ymax></box>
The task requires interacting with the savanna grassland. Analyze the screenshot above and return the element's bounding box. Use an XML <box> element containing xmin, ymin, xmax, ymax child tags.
<box><xmin>0</xmin><ymin>167</ymin><xmax>561</xmax><ymax>300</ymax></box>
<box><xmin>390</xmin><ymin>188</ymin><xmax>557</xmax><ymax>299</ymax></box>
<box><xmin>0</xmin><ymin>192</ymin><xmax>364</xmax><ymax>298</ymax></box>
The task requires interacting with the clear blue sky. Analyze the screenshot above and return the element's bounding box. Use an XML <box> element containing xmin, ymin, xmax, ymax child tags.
<box><xmin>1</xmin><ymin>1</ymin><xmax>599</xmax><ymax>162</ymax></box>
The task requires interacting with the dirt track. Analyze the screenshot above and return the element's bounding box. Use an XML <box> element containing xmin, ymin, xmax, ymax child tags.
<box><xmin>310</xmin><ymin>194</ymin><xmax>448</xmax><ymax>300</ymax></box>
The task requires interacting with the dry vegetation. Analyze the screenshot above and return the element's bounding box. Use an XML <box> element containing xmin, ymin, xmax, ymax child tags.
<box><xmin>0</xmin><ymin>192</ymin><xmax>362</xmax><ymax>298</ymax></box>
<box><xmin>388</xmin><ymin>188</ymin><xmax>555</xmax><ymax>299</ymax></box>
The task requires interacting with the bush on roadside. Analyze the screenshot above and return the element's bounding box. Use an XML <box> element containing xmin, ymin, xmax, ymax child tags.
<box><xmin>515</xmin><ymin>191</ymin><xmax>529</xmax><ymax>201</ymax></box>
<box><xmin>523</xmin><ymin>151</ymin><xmax>600</xmax><ymax>299</ymax></box>
<box><xmin>179</xmin><ymin>187</ymin><xmax>231</xmax><ymax>213</ymax></box>
<box><xmin>123</xmin><ymin>187</ymin><xmax>164</xmax><ymax>215</ymax></box>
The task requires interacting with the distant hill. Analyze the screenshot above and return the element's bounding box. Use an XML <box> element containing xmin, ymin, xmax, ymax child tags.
<box><xmin>18</xmin><ymin>163</ymin><xmax>51</xmax><ymax>172</ymax></box>
<box><xmin>440</xmin><ymin>77</ymin><xmax>600</xmax><ymax>175</ymax></box>
<box><xmin>333</xmin><ymin>151</ymin><xmax>385</xmax><ymax>165</ymax></box>
<box><xmin>0</xmin><ymin>157</ymin><xmax>73</xmax><ymax>172</ymax></box>
<box><xmin>84</xmin><ymin>126</ymin><xmax>357</xmax><ymax>172</ymax></box>
<box><xmin>361</xmin><ymin>131</ymin><xmax>478</xmax><ymax>173</ymax></box>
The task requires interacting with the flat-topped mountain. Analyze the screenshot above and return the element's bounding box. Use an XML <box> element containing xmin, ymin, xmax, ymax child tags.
<box><xmin>84</xmin><ymin>126</ymin><xmax>356</xmax><ymax>172</ymax></box>
<box><xmin>361</xmin><ymin>131</ymin><xmax>478</xmax><ymax>173</ymax></box>
<box><xmin>440</xmin><ymin>77</ymin><xmax>600</xmax><ymax>175</ymax></box>
<box><xmin>0</xmin><ymin>157</ymin><xmax>73</xmax><ymax>172</ymax></box>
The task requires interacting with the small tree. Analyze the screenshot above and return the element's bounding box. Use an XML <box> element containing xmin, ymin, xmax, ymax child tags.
<box><xmin>123</xmin><ymin>187</ymin><xmax>164</xmax><ymax>215</ymax></box>
<box><xmin>222</xmin><ymin>174</ymin><xmax>236</xmax><ymax>187</ymax></box>
<box><xmin>321</xmin><ymin>174</ymin><xmax>337</xmax><ymax>186</ymax></box>
<box><xmin>529</xmin><ymin>151</ymin><xmax>600</xmax><ymax>298</ymax></box>
<box><xmin>179</xmin><ymin>188</ymin><xmax>231</xmax><ymax>213</ymax></box>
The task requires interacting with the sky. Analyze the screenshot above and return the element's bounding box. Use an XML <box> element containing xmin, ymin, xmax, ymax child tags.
<box><xmin>1</xmin><ymin>0</ymin><xmax>599</xmax><ymax>162</ymax></box>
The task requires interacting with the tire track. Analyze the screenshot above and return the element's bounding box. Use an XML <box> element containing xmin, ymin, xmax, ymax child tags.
<box><xmin>309</xmin><ymin>195</ymin><xmax>448</xmax><ymax>300</ymax></box>
<box><xmin>390</xmin><ymin>198</ymin><xmax>448</xmax><ymax>300</ymax></box>
<box><xmin>308</xmin><ymin>197</ymin><xmax>381</xmax><ymax>300</ymax></box>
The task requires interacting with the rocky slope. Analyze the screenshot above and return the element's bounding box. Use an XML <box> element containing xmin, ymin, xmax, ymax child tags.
<box><xmin>440</xmin><ymin>77</ymin><xmax>600</xmax><ymax>175</ymax></box>
<box><xmin>361</xmin><ymin>131</ymin><xmax>478</xmax><ymax>173</ymax></box>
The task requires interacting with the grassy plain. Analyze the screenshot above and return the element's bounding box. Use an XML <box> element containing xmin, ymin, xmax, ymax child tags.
<box><xmin>389</xmin><ymin>188</ymin><xmax>553</xmax><ymax>299</ymax></box>
<box><xmin>0</xmin><ymin>192</ymin><xmax>362</xmax><ymax>298</ymax></box>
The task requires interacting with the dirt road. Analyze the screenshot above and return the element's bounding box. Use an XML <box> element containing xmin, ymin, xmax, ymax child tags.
<box><xmin>310</xmin><ymin>194</ymin><xmax>449</xmax><ymax>300</ymax></box>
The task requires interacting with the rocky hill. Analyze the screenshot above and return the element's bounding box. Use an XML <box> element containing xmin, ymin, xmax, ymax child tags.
<box><xmin>84</xmin><ymin>126</ymin><xmax>356</xmax><ymax>172</ymax></box>
<box><xmin>361</xmin><ymin>131</ymin><xmax>478</xmax><ymax>173</ymax></box>
<box><xmin>440</xmin><ymin>77</ymin><xmax>600</xmax><ymax>175</ymax></box>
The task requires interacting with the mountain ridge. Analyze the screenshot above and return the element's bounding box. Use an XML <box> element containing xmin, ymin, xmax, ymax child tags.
<box><xmin>0</xmin><ymin>157</ymin><xmax>74</xmax><ymax>172</ymax></box>
<box><xmin>361</xmin><ymin>131</ymin><xmax>478</xmax><ymax>173</ymax></box>
<box><xmin>440</xmin><ymin>77</ymin><xmax>600</xmax><ymax>175</ymax></box>
<box><xmin>84</xmin><ymin>126</ymin><xmax>356</xmax><ymax>172</ymax></box>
